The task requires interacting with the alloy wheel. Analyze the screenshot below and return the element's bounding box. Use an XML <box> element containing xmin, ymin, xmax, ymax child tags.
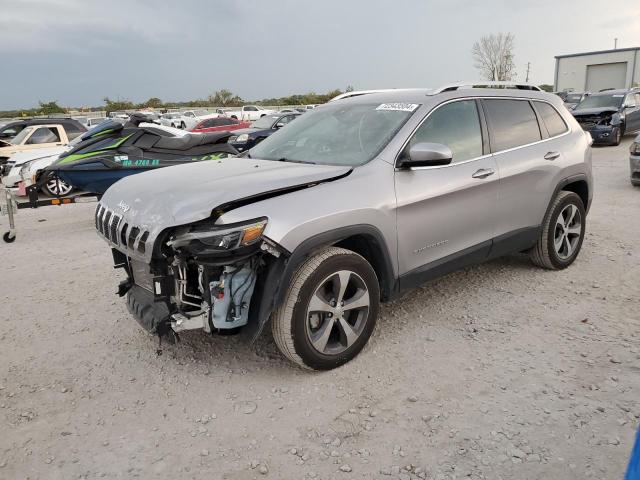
<box><xmin>305</xmin><ymin>270</ymin><xmax>370</xmax><ymax>355</ymax></box>
<box><xmin>553</xmin><ymin>204</ymin><xmax>582</xmax><ymax>260</ymax></box>
<box><xmin>44</xmin><ymin>178</ymin><xmax>72</xmax><ymax>196</ymax></box>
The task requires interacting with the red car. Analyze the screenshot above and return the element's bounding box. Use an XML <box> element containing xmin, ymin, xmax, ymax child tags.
<box><xmin>190</xmin><ymin>116</ymin><xmax>251</xmax><ymax>133</ymax></box>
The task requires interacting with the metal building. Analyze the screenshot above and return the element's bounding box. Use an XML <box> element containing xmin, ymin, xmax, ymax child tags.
<box><xmin>554</xmin><ymin>47</ymin><xmax>640</xmax><ymax>92</ymax></box>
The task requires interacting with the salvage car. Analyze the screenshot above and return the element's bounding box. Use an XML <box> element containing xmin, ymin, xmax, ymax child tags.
<box><xmin>572</xmin><ymin>88</ymin><xmax>640</xmax><ymax>146</ymax></box>
<box><xmin>176</xmin><ymin>110</ymin><xmax>216</xmax><ymax>130</ymax></box>
<box><xmin>0</xmin><ymin>124</ymin><xmax>71</xmax><ymax>175</ymax></box>
<box><xmin>631</xmin><ymin>133</ymin><xmax>640</xmax><ymax>186</ymax></box>
<box><xmin>95</xmin><ymin>83</ymin><xmax>593</xmax><ymax>370</ymax></box>
<box><xmin>563</xmin><ymin>92</ymin><xmax>588</xmax><ymax>110</ymax></box>
<box><xmin>0</xmin><ymin>118</ymin><xmax>86</xmax><ymax>141</ymax></box>
<box><xmin>190</xmin><ymin>117</ymin><xmax>251</xmax><ymax>134</ymax></box>
<box><xmin>228</xmin><ymin>113</ymin><xmax>300</xmax><ymax>151</ymax></box>
<box><xmin>225</xmin><ymin>105</ymin><xmax>275</xmax><ymax>121</ymax></box>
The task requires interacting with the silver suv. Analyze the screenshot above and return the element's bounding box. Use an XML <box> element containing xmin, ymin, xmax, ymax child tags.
<box><xmin>96</xmin><ymin>82</ymin><xmax>593</xmax><ymax>370</ymax></box>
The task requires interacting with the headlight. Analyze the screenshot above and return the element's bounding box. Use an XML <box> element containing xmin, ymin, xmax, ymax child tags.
<box><xmin>631</xmin><ymin>142</ymin><xmax>640</xmax><ymax>155</ymax></box>
<box><xmin>167</xmin><ymin>218</ymin><xmax>267</xmax><ymax>254</ymax></box>
<box><xmin>235</xmin><ymin>134</ymin><xmax>249</xmax><ymax>143</ymax></box>
<box><xmin>19</xmin><ymin>159</ymin><xmax>37</xmax><ymax>176</ymax></box>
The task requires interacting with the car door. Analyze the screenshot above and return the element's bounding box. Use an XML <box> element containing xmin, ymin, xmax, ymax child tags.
<box><xmin>394</xmin><ymin>99</ymin><xmax>499</xmax><ymax>286</ymax></box>
<box><xmin>483</xmin><ymin>98</ymin><xmax>565</xmax><ymax>252</ymax></box>
<box><xmin>624</xmin><ymin>93</ymin><xmax>640</xmax><ymax>133</ymax></box>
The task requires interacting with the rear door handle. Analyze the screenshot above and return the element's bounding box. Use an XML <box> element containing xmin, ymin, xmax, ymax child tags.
<box><xmin>544</xmin><ymin>151</ymin><xmax>560</xmax><ymax>161</ymax></box>
<box><xmin>471</xmin><ymin>168</ymin><xmax>495</xmax><ymax>179</ymax></box>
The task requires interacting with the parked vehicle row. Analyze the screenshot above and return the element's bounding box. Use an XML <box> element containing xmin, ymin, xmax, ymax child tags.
<box><xmin>571</xmin><ymin>88</ymin><xmax>640</xmax><ymax>146</ymax></box>
<box><xmin>94</xmin><ymin>83</ymin><xmax>593</xmax><ymax>370</ymax></box>
<box><xmin>228</xmin><ymin>112</ymin><xmax>301</xmax><ymax>151</ymax></box>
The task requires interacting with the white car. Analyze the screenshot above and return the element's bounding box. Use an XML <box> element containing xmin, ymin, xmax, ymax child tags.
<box><xmin>159</xmin><ymin>112</ymin><xmax>183</xmax><ymax>128</ymax></box>
<box><xmin>224</xmin><ymin>105</ymin><xmax>275</xmax><ymax>121</ymax></box>
<box><xmin>176</xmin><ymin>110</ymin><xmax>217</xmax><ymax>130</ymax></box>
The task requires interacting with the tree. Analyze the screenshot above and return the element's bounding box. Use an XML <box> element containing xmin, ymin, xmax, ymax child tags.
<box><xmin>143</xmin><ymin>97</ymin><xmax>163</xmax><ymax>108</ymax></box>
<box><xmin>38</xmin><ymin>101</ymin><xmax>66</xmax><ymax>115</ymax></box>
<box><xmin>103</xmin><ymin>97</ymin><xmax>134</xmax><ymax>114</ymax></box>
<box><xmin>209</xmin><ymin>89</ymin><xmax>243</xmax><ymax>106</ymax></box>
<box><xmin>472</xmin><ymin>33</ymin><xmax>516</xmax><ymax>81</ymax></box>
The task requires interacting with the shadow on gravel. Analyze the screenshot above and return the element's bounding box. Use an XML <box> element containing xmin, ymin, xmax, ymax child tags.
<box><xmin>122</xmin><ymin>252</ymin><xmax>538</xmax><ymax>373</ymax></box>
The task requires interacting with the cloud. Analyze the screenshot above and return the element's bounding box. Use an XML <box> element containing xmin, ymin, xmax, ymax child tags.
<box><xmin>1</xmin><ymin>0</ymin><xmax>639</xmax><ymax>110</ymax></box>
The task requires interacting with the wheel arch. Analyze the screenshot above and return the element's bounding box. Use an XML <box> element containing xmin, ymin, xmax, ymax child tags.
<box><xmin>280</xmin><ymin>225</ymin><xmax>396</xmax><ymax>304</ymax></box>
<box><xmin>247</xmin><ymin>225</ymin><xmax>397</xmax><ymax>343</ymax></box>
<box><xmin>561</xmin><ymin>179</ymin><xmax>589</xmax><ymax>212</ymax></box>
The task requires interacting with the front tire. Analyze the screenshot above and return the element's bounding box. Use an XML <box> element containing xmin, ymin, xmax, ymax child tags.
<box><xmin>612</xmin><ymin>125</ymin><xmax>623</xmax><ymax>146</ymax></box>
<box><xmin>530</xmin><ymin>191</ymin><xmax>586</xmax><ymax>270</ymax></box>
<box><xmin>271</xmin><ymin>247</ymin><xmax>380</xmax><ymax>370</ymax></box>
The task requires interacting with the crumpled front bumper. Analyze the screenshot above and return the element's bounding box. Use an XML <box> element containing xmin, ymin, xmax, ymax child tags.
<box><xmin>126</xmin><ymin>285</ymin><xmax>172</xmax><ymax>335</ymax></box>
<box><xmin>582</xmin><ymin>124</ymin><xmax>620</xmax><ymax>144</ymax></box>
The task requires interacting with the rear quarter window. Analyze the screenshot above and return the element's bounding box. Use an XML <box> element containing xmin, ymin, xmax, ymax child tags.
<box><xmin>483</xmin><ymin>99</ymin><xmax>542</xmax><ymax>152</ymax></box>
<box><xmin>534</xmin><ymin>101</ymin><xmax>568</xmax><ymax>138</ymax></box>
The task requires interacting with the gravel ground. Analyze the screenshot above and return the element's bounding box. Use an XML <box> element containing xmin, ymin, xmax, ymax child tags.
<box><xmin>1</xmin><ymin>138</ymin><xmax>639</xmax><ymax>480</ymax></box>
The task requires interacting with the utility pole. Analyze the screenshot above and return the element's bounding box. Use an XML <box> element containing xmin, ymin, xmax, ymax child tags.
<box><xmin>525</xmin><ymin>62</ymin><xmax>531</xmax><ymax>83</ymax></box>
<box><xmin>615</xmin><ymin>38</ymin><xmax>618</xmax><ymax>49</ymax></box>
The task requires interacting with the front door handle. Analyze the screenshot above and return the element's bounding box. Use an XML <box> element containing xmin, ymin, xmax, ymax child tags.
<box><xmin>471</xmin><ymin>168</ymin><xmax>495</xmax><ymax>179</ymax></box>
<box><xmin>544</xmin><ymin>151</ymin><xmax>560</xmax><ymax>161</ymax></box>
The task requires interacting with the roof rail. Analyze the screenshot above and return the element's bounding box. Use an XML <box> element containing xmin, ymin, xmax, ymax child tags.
<box><xmin>329</xmin><ymin>88</ymin><xmax>423</xmax><ymax>102</ymax></box>
<box><xmin>430</xmin><ymin>81</ymin><xmax>543</xmax><ymax>94</ymax></box>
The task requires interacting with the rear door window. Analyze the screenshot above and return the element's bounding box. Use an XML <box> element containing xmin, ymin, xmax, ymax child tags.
<box><xmin>483</xmin><ymin>99</ymin><xmax>542</xmax><ymax>152</ymax></box>
<box><xmin>408</xmin><ymin>99</ymin><xmax>483</xmax><ymax>163</ymax></box>
<box><xmin>26</xmin><ymin>127</ymin><xmax>61</xmax><ymax>145</ymax></box>
<box><xmin>533</xmin><ymin>101</ymin><xmax>568</xmax><ymax>137</ymax></box>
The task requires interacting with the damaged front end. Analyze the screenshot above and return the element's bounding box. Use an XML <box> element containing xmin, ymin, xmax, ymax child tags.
<box><xmin>573</xmin><ymin>110</ymin><xmax>622</xmax><ymax>143</ymax></box>
<box><xmin>108</xmin><ymin>214</ymin><xmax>288</xmax><ymax>343</ymax></box>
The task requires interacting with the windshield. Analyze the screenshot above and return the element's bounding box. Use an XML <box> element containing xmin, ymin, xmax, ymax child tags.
<box><xmin>566</xmin><ymin>94</ymin><xmax>583</xmax><ymax>103</ymax></box>
<box><xmin>10</xmin><ymin>127</ymin><xmax>33</xmax><ymax>145</ymax></box>
<box><xmin>251</xmin><ymin>116</ymin><xmax>277</xmax><ymax>129</ymax></box>
<box><xmin>575</xmin><ymin>94</ymin><xmax>624</xmax><ymax>110</ymax></box>
<box><xmin>249</xmin><ymin>102</ymin><xmax>417</xmax><ymax>166</ymax></box>
<box><xmin>194</xmin><ymin>110</ymin><xmax>209</xmax><ymax>117</ymax></box>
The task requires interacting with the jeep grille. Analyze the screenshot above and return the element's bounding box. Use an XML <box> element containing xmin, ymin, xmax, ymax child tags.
<box><xmin>95</xmin><ymin>204</ymin><xmax>148</xmax><ymax>254</ymax></box>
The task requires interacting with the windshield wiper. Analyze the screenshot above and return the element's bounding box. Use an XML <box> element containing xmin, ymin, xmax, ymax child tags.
<box><xmin>276</xmin><ymin>157</ymin><xmax>316</xmax><ymax>164</ymax></box>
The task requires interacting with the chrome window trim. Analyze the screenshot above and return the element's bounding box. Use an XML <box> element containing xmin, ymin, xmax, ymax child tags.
<box><xmin>394</xmin><ymin>96</ymin><xmax>573</xmax><ymax>171</ymax></box>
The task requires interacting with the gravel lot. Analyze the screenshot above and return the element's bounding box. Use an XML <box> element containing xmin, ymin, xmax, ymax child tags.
<box><xmin>1</xmin><ymin>138</ymin><xmax>639</xmax><ymax>480</ymax></box>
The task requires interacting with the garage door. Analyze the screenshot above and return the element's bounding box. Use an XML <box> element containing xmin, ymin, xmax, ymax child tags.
<box><xmin>586</xmin><ymin>62</ymin><xmax>627</xmax><ymax>91</ymax></box>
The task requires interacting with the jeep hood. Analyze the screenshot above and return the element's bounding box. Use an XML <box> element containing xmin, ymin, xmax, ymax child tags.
<box><xmin>99</xmin><ymin>157</ymin><xmax>351</xmax><ymax>257</ymax></box>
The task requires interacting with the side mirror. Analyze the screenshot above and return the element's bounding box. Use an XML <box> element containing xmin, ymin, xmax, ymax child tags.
<box><xmin>275</xmin><ymin>122</ymin><xmax>285</xmax><ymax>129</ymax></box>
<box><xmin>399</xmin><ymin>142</ymin><xmax>453</xmax><ymax>168</ymax></box>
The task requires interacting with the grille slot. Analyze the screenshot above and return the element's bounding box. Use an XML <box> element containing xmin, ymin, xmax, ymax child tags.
<box><xmin>128</xmin><ymin>227</ymin><xmax>140</xmax><ymax>250</ymax></box>
<box><xmin>120</xmin><ymin>223</ymin><xmax>129</xmax><ymax>246</ymax></box>
<box><xmin>109</xmin><ymin>214</ymin><xmax>121</xmax><ymax>244</ymax></box>
<box><xmin>138</xmin><ymin>231</ymin><xmax>149</xmax><ymax>254</ymax></box>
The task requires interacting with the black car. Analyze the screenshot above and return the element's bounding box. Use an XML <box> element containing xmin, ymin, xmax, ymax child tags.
<box><xmin>572</xmin><ymin>88</ymin><xmax>640</xmax><ymax>146</ymax></box>
<box><xmin>0</xmin><ymin>118</ymin><xmax>87</xmax><ymax>141</ymax></box>
<box><xmin>228</xmin><ymin>113</ymin><xmax>301</xmax><ymax>151</ymax></box>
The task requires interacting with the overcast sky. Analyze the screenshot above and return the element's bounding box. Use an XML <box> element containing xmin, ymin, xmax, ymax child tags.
<box><xmin>1</xmin><ymin>0</ymin><xmax>639</xmax><ymax>109</ymax></box>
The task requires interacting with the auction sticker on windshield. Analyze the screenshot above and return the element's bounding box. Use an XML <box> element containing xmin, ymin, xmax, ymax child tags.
<box><xmin>376</xmin><ymin>103</ymin><xmax>420</xmax><ymax>112</ymax></box>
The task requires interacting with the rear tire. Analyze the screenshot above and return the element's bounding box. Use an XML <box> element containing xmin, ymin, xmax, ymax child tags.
<box><xmin>530</xmin><ymin>191</ymin><xmax>585</xmax><ymax>270</ymax></box>
<box><xmin>271</xmin><ymin>247</ymin><xmax>380</xmax><ymax>370</ymax></box>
